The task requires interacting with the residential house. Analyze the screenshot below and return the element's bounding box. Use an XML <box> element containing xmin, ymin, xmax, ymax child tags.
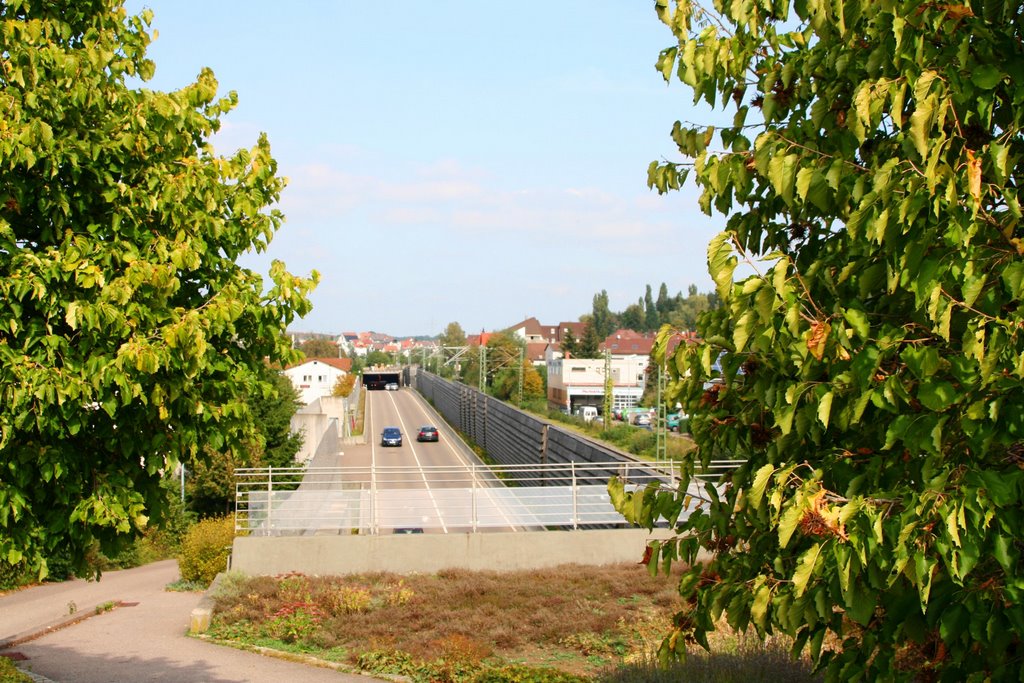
<box><xmin>505</xmin><ymin>317</ymin><xmax>555</xmax><ymax>344</ymax></box>
<box><xmin>284</xmin><ymin>357</ymin><xmax>353</xmax><ymax>406</ymax></box>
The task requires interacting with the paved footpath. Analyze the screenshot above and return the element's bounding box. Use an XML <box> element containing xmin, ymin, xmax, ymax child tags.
<box><xmin>1</xmin><ymin>560</ymin><xmax>372</xmax><ymax>683</ymax></box>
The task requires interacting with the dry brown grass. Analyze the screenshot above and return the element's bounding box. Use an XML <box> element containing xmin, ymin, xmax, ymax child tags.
<box><xmin>207</xmin><ymin>563</ymin><xmax>820</xmax><ymax>681</ymax></box>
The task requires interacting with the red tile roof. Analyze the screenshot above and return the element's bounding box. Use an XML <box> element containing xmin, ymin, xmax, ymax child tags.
<box><xmin>287</xmin><ymin>357</ymin><xmax>353</xmax><ymax>372</ymax></box>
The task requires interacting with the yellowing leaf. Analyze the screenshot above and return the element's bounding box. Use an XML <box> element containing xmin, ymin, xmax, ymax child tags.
<box><xmin>966</xmin><ymin>149</ymin><xmax>981</xmax><ymax>203</ymax></box>
<box><xmin>807</xmin><ymin>321</ymin><xmax>831</xmax><ymax>361</ymax></box>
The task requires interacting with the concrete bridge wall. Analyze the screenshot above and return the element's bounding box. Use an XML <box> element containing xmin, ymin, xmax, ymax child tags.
<box><xmin>231</xmin><ymin>529</ymin><xmax>673</xmax><ymax>575</ymax></box>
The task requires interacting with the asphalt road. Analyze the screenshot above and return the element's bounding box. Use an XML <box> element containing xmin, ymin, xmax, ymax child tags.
<box><xmin>364</xmin><ymin>385</ymin><xmax>482</xmax><ymax>471</ymax></box>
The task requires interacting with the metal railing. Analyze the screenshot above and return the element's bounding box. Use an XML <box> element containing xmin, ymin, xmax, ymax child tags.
<box><xmin>234</xmin><ymin>460</ymin><xmax>743</xmax><ymax>536</ymax></box>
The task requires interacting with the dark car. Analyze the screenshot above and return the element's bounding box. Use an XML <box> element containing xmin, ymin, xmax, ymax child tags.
<box><xmin>380</xmin><ymin>427</ymin><xmax>402</xmax><ymax>447</ymax></box>
<box><xmin>417</xmin><ymin>426</ymin><xmax>439</xmax><ymax>442</ymax></box>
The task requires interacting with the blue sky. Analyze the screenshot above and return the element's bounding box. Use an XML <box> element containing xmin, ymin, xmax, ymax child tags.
<box><xmin>125</xmin><ymin>1</ymin><xmax>721</xmax><ymax>337</ymax></box>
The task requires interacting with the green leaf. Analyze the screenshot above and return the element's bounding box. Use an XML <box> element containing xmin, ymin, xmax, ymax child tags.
<box><xmin>992</xmin><ymin>534</ymin><xmax>1015</xmax><ymax>572</ymax></box>
<box><xmin>1002</xmin><ymin>262</ymin><xmax>1024</xmax><ymax>298</ymax></box>
<box><xmin>909</xmin><ymin>96</ymin><xmax>935</xmax><ymax>159</ymax></box>
<box><xmin>817</xmin><ymin>391</ymin><xmax>834</xmax><ymax>429</ymax></box>
<box><xmin>901</xmin><ymin>346</ymin><xmax>940</xmax><ymax>380</ymax></box>
<box><xmin>708</xmin><ymin>232</ymin><xmax>738</xmax><ymax>301</ymax></box>
<box><xmin>750</xmin><ymin>578</ymin><xmax>772</xmax><ymax>630</ymax></box>
<box><xmin>962</xmin><ymin>273</ymin><xmax>985</xmax><ymax>308</ymax></box>
<box><xmin>750</xmin><ymin>464</ymin><xmax>776</xmax><ymax>508</ymax></box>
<box><xmin>793</xmin><ymin>543</ymin><xmax>822</xmax><ymax>597</ymax></box>
<box><xmin>733</xmin><ymin>309</ymin><xmax>755</xmax><ymax>352</ymax></box>
<box><xmin>657</xmin><ymin>46</ymin><xmax>678</xmax><ymax>83</ymax></box>
<box><xmin>778</xmin><ymin>503</ymin><xmax>803</xmax><ymax>548</ymax></box>
<box><xmin>917</xmin><ymin>380</ymin><xmax>958</xmax><ymax>411</ymax></box>
<box><xmin>971</xmin><ymin>65</ymin><xmax>1003</xmax><ymax>90</ymax></box>
<box><xmin>978</xmin><ymin>471</ymin><xmax>1019</xmax><ymax>507</ymax></box>
<box><xmin>913</xmin><ymin>552</ymin><xmax>936</xmax><ymax>612</ymax></box>
<box><xmin>843</xmin><ymin>308</ymin><xmax>869</xmax><ymax>340</ymax></box>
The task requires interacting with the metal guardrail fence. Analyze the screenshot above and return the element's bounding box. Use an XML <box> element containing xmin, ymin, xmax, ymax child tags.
<box><xmin>234</xmin><ymin>460</ymin><xmax>743</xmax><ymax>536</ymax></box>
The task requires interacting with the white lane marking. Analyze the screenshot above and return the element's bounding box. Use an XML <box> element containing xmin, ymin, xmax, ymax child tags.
<box><xmin>386</xmin><ymin>389</ymin><xmax>448</xmax><ymax>533</ymax></box>
<box><xmin>403</xmin><ymin>387</ymin><xmax>522</xmax><ymax>531</ymax></box>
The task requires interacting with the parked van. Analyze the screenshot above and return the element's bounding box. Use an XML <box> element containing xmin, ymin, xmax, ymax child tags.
<box><xmin>577</xmin><ymin>406</ymin><xmax>599</xmax><ymax>423</ymax></box>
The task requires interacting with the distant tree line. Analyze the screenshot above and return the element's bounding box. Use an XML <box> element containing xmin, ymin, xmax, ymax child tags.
<box><xmin>586</xmin><ymin>283</ymin><xmax>719</xmax><ymax>339</ymax></box>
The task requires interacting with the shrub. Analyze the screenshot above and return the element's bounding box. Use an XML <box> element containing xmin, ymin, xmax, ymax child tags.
<box><xmin>0</xmin><ymin>560</ymin><xmax>32</xmax><ymax>592</ymax></box>
<box><xmin>178</xmin><ymin>516</ymin><xmax>235</xmax><ymax>586</ymax></box>
<box><xmin>264</xmin><ymin>603</ymin><xmax>323</xmax><ymax>643</ymax></box>
<box><xmin>0</xmin><ymin>656</ymin><xmax>32</xmax><ymax>683</ymax></box>
<box><xmin>324</xmin><ymin>585</ymin><xmax>373</xmax><ymax>614</ymax></box>
<box><xmin>625</xmin><ymin>429</ymin><xmax>654</xmax><ymax>455</ymax></box>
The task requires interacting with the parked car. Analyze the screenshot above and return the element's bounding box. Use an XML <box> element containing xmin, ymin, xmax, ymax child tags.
<box><xmin>380</xmin><ymin>426</ymin><xmax>402</xmax><ymax>447</ymax></box>
<box><xmin>667</xmin><ymin>412</ymin><xmax>684</xmax><ymax>432</ymax></box>
<box><xmin>385</xmin><ymin>382</ymin><xmax>399</xmax><ymax>391</ymax></box>
<box><xmin>417</xmin><ymin>426</ymin><xmax>439</xmax><ymax>442</ymax></box>
<box><xmin>631</xmin><ymin>412</ymin><xmax>652</xmax><ymax>429</ymax></box>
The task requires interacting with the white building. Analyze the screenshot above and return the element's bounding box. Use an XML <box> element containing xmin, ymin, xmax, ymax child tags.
<box><xmin>546</xmin><ymin>354</ymin><xmax>649</xmax><ymax>414</ymax></box>
<box><xmin>283</xmin><ymin>357</ymin><xmax>352</xmax><ymax>406</ymax></box>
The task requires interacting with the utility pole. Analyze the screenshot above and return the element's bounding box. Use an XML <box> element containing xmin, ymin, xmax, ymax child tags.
<box><xmin>656</xmin><ymin>358</ymin><xmax>668</xmax><ymax>462</ymax></box>
<box><xmin>478</xmin><ymin>344</ymin><xmax>487</xmax><ymax>392</ymax></box>
<box><xmin>603</xmin><ymin>349</ymin><xmax>613</xmax><ymax>430</ymax></box>
<box><xmin>517</xmin><ymin>345</ymin><xmax>525</xmax><ymax>407</ymax></box>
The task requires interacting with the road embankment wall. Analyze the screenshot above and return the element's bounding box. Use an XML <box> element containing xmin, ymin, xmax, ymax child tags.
<box><xmin>232</xmin><ymin>529</ymin><xmax>673</xmax><ymax>575</ymax></box>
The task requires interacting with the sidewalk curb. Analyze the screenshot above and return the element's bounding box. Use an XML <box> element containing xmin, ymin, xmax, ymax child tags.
<box><xmin>189</xmin><ymin>573</ymin><xmax>224</xmax><ymax>635</ymax></box>
<box><xmin>192</xmin><ymin>635</ymin><xmax>411</xmax><ymax>682</ymax></box>
<box><xmin>0</xmin><ymin>600</ymin><xmax>126</xmax><ymax>651</ymax></box>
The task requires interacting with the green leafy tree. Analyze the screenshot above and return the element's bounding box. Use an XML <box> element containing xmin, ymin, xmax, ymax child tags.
<box><xmin>668</xmin><ymin>286</ymin><xmax>713</xmax><ymax>331</ymax></box>
<box><xmin>363</xmin><ymin>350</ymin><xmax>392</xmax><ymax>367</ymax></box>
<box><xmin>187</xmin><ymin>367</ymin><xmax>303</xmax><ymax>516</ymax></box>
<box><xmin>296</xmin><ymin>338</ymin><xmax>339</xmax><ymax>358</ymax></box>
<box><xmin>0</xmin><ymin>1</ymin><xmax>315</xmax><ymax>577</ymax></box>
<box><xmin>493</xmin><ymin>358</ymin><xmax>544</xmax><ymax>404</ymax></box>
<box><xmin>644</xmin><ymin>285</ymin><xmax>660</xmax><ymax>332</ymax></box>
<box><xmin>620</xmin><ymin>300</ymin><xmax>647</xmax><ymax>333</ymax></box>
<box><xmin>252</xmin><ymin>369</ymin><xmax>305</xmax><ymax>469</ymax></box>
<box><xmin>592</xmin><ymin>289</ymin><xmax>617</xmax><ymax>338</ymax></box>
<box><xmin>437</xmin><ymin>321</ymin><xmax>467</xmax><ymax>378</ymax></box>
<box><xmin>614</xmin><ymin>0</ymin><xmax>1024</xmax><ymax>679</ymax></box>
<box><xmin>655</xmin><ymin>282</ymin><xmax>673</xmax><ymax>319</ymax></box>
<box><xmin>464</xmin><ymin>332</ymin><xmax>522</xmax><ymax>390</ymax></box>
<box><xmin>439</xmin><ymin>321</ymin><xmax>467</xmax><ymax>348</ymax></box>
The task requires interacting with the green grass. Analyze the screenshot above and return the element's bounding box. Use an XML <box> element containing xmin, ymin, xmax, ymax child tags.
<box><xmin>165</xmin><ymin>578</ymin><xmax>209</xmax><ymax>592</ymax></box>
